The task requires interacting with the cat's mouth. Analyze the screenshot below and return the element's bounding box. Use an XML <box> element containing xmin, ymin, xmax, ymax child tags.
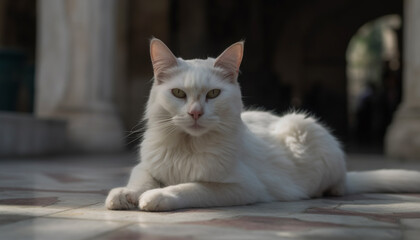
<box><xmin>191</xmin><ymin>122</ymin><xmax>204</xmax><ymax>129</ymax></box>
<box><xmin>183</xmin><ymin>122</ymin><xmax>208</xmax><ymax>136</ymax></box>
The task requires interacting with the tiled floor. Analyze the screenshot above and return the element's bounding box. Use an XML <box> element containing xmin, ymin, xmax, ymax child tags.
<box><xmin>1</xmin><ymin>153</ymin><xmax>420</xmax><ymax>240</ymax></box>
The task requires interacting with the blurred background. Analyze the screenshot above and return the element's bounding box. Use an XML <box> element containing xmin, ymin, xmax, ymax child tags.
<box><xmin>0</xmin><ymin>0</ymin><xmax>419</xmax><ymax>160</ymax></box>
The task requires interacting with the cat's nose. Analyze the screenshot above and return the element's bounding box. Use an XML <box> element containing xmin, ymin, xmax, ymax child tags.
<box><xmin>188</xmin><ymin>109</ymin><xmax>203</xmax><ymax>120</ymax></box>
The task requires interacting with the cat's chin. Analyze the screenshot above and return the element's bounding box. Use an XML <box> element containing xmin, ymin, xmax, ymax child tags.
<box><xmin>183</xmin><ymin>124</ymin><xmax>210</xmax><ymax>137</ymax></box>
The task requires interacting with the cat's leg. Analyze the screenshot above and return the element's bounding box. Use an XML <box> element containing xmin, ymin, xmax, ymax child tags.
<box><xmin>106</xmin><ymin>163</ymin><xmax>159</xmax><ymax>210</ymax></box>
<box><xmin>139</xmin><ymin>182</ymin><xmax>265</xmax><ymax>211</ymax></box>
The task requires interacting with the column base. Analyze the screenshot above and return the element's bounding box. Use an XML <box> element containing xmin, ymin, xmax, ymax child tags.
<box><xmin>385</xmin><ymin>106</ymin><xmax>420</xmax><ymax>160</ymax></box>
<box><xmin>58</xmin><ymin>110</ymin><xmax>125</xmax><ymax>153</ymax></box>
<box><xmin>0</xmin><ymin>112</ymin><xmax>67</xmax><ymax>157</ymax></box>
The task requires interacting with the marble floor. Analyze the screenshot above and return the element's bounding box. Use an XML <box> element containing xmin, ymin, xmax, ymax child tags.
<box><xmin>1</xmin><ymin>153</ymin><xmax>420</xmax><ymax>240</ymax></box>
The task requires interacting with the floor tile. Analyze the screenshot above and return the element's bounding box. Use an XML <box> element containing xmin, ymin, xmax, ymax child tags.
<box><xmin>338</xmin><ymin>202</ymin><xmax>420</xmax><ymax>214</ymax></box>
<box><xmin>401</xmin><ymin>218</ymin><xmax>420</xmax><ymax>229</ymax></box>
<box><xmin>1</xmin><ymin>153</ymin><xmax>420</xmax><ymax>239</ymax></box>
<box><xmin>0</xmin><ymin>217</ymin><xmax>128</xmax><ymax>240</ymax></box>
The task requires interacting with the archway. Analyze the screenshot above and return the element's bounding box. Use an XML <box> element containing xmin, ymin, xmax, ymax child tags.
<box><xmin>291</xmin><ymin>0</ymin><xmax>403</xmax><ymax>152</ymax></box>
<box><xmin>346</xmin><ymin>15</ymin><xmax>402</xmax><ymax>153</ymax></box>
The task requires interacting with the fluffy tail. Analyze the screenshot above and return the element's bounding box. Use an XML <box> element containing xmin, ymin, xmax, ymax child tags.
<box><xmin>345</xmin><ymin>170</ymin><xmax>420</xmax><ymax>195</ymax></box>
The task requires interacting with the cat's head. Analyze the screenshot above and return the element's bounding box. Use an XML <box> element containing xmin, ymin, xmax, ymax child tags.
<box><xmin>146</xmin><ymin>38</ymin><xmax>244</xmax><ymax>137</ymax></box>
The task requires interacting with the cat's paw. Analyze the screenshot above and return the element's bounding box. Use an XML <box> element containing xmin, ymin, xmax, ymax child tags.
<box><xmin>139</xmin><ymin>189</ymin><xmax>179</xmax><ymax>212</ymax></box>
<box><xmin>105</xmin><ymin>187</ymin><xmax>139</xmax><ymax>210</ymax></box>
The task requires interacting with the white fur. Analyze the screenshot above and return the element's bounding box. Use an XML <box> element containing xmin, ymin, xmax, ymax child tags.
<box><xmin>106</xmin><ymin>40</ymin><xmax>420</xmax><ymax>211</ymax></box>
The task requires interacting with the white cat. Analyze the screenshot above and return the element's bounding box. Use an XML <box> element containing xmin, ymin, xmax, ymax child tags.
<box><xmin>106</xmin><ymin>38</ymin><xmax>420</xmax><ymax>211</ymax></box>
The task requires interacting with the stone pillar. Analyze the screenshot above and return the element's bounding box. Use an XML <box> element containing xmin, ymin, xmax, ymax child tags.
<box><xmin>36</xmin><ymin>0</ymin><xmax>124</xmax><ymax>152</ymax></box>
<box><xmin>385</xmin><ymin>0</ymin><xmax>420</xmax><ymax>159</ymax></box>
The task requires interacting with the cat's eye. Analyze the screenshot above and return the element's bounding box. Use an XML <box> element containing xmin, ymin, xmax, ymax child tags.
<box><xmin>206</xmin><ymin>89</ymin><xmax>221</xmax><ymax>99</ymax></box>
<box><xmin>171</xmin><ymin>88</ymin><xmax>186</xmax><ymax>98</ymax></box>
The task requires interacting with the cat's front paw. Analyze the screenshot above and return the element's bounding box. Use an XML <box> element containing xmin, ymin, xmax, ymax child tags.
<box><xmin>139</xmin><ymin>189</ymin><xmax>179</xmax><ymax>212</ymax></box>
<box><xmin>105</xmin><ymin>187</ymin><xmax>139</xmax><ymax>210</ymax></box>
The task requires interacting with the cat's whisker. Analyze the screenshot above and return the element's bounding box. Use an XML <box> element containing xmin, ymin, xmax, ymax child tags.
<box><xmin>124</xmin><ymin>129</ymin><xmax>142</xmax><ymax>139</ymax></box>
<box><xmin>125</xmin><ymin>136</ymin><xmax>142</xmax><ymax>146</ymax></box>
<box><xmin>123</xmin><ymin>120</ymin><xmax>147</xmax><ymax>140</ymax></box>
<box><xmin>151</xmin><ymin>117</ymin><xmax>174</xmax><ymax>125</ymax></box>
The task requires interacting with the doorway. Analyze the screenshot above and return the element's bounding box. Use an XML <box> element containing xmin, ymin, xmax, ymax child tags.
<box><xmin>346</xmin><ymin>14</ymin><xmax>402</xmax><ymax>153</ymax></box>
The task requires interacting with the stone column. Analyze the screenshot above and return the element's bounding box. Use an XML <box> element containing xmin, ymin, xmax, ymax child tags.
<box><xmin>385</xmin><ymin>0</ymin><xmax>420</xmax><ymax>159</ymax></box>
<box><xmin>36</xmin><ymin>0</ymin><xmax>124</xmax><ymax>152</ymax></box>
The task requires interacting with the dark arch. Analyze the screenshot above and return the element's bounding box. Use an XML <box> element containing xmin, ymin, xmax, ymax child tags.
<box><xmin>299</xmin><ymin>0</ymin><xmax>402</xmax><ymax>143</ymax></box>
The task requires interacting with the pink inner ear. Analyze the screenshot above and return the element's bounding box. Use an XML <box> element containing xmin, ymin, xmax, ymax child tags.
<box><xmin>150</xmin><ymin>39</ymin><xmax>177</xmax><ymax>82</ymax></box>
<box><xmin>214</xmin><ymin>42</ymin><xmax>244</xmax><ymax>79</ymax></box>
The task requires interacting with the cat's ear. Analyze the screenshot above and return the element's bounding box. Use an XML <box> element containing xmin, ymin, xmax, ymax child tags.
<box><xmin>214</xmin><ymin>41</ymin><xmax>244</xmax><ymax>82</ymax></box>
<box><xmin>150</xmin><ymin>38</ymin><xmax>178</xmax><ymax>84</ymax></box>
